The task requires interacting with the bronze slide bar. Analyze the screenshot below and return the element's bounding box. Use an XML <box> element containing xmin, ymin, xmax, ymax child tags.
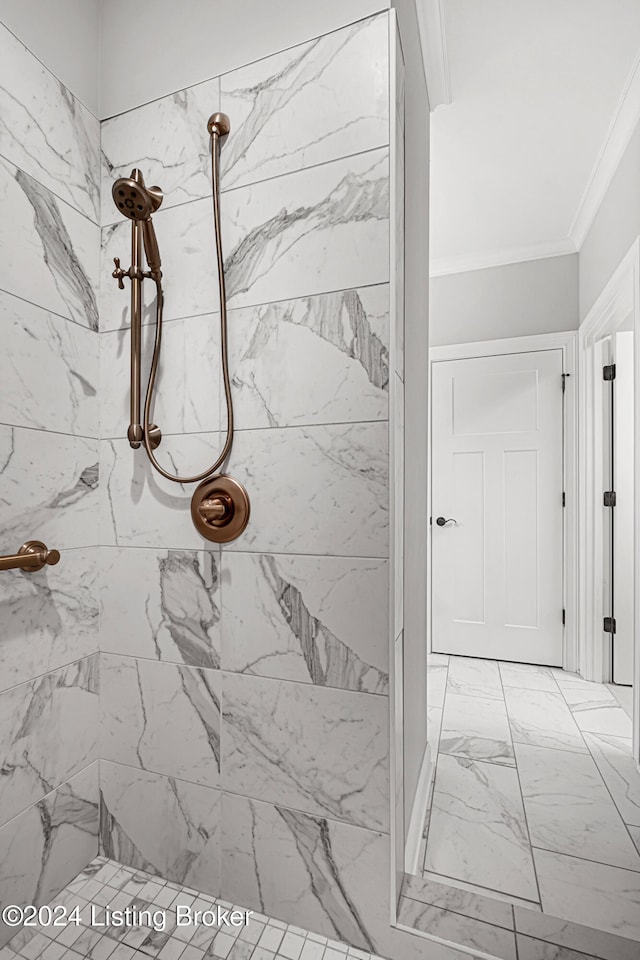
<box><xmin>0</xmin><ymin>541</ymin><xmax>60</xmax><ymax>573</ymax></box>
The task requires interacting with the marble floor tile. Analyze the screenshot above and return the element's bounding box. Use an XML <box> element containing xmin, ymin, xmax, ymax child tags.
<box><xmin>220</xmin><ymin>14</ymin><xmax>388</xmax><ymax>191</ymax></box>
<box><xmin>514</xmin><ymin>906</ymin><xmax>640</xmax><ymax>960</ymax></box>
<box><xmin>397</xmin><ymin>897</ymin><xmax>516</xmax><ymax>960</ymax></box>
<box><xmin>0</xmin><ymin>290</ymin><xmax>97</xmax><ymax>437</ymax></box>
<box><xmin>439</xmin><ymin>693</ymin><xmax>515</xmax><ymax>766</ymax></box>
<box><xmin>222</xmin><ymin>672</ymin><xmax>388</xmax><ymax>831</ymax></box>
<box><xmin>424</xmin><ymin>754</ymin><xmax>539</xmax><ymax>901</ymax></box>
<box><xmin>0</xmin><ymin>21</ymin><xmax>100</xmax><ymax>222</ymax></box>
<box><xmin>0</xmin><ymin>656</ymin><xmax>98</xmax><ymax>827</ymax></box>
<box><xmin>515</xmin><ymin>742</ymin><xmax>640</xmax><ymax>869</ymax></box>
<box><xmin>560</xmin><ymin>686</ymin><xmax>633</xmax><ymax>738</ymax></box>
<box><xmin>100</xmin><ymin>547</ymin><xmax>221</xmax><ymax>669</ymax></box>
<box><xmin>582</xmin><ymin>732</ymin><xmax>640</xmax><ymax>826</ymax></box>
<box><xmin>227</xmin><ymin>286</ymin><xmax>389</xmax><ymax>430</ymax></box>
<box><xmin>607</xmin><ymin>684</ymin><xmax>633</xmax><ymax>719</ymax></box>
<box><xmin>100</xmin><ymin>655</ymin><xmax>220</xmax><ymax>788</ymax></box>
<box><xmin>221</xmin><ymin>552</ymin><xmax>388</xmax><ymax>693</ymax></box>
<box><xmin>503</xmin><ymin>687</ymin><xmax>587</xmax><ymax>754</ymax></box>
<box><xmin>427</xmin><ymin>705</ymin><xmax>443</xmax><ymax>757</ymax></box>
<box><xmin>516</xmin><ymin>936</ymin><xmax>600</xmax><ymax>960</ymax></box>
<box><xmin>0</xmin><ymin>157</ymin><xmax>99</xmax><ymax>330</ymax></box>
<box><xmin>0</xmin><ymin>426</ymin><xmax>99</xmax><ymax>551</ymax></box>
<box><xmin>401</xmin><ymin>873</ymin><xmax>513</xmax><ymax>929</ymax></box>
<box><xmin>421</xmin><ymin>872</ymin><xmax>542</xmax><ymax>913</ymax></box>
<box><xmin>533</xmin><ymin>848</ymin><xmax>640</xmax><ymax>941</ymax></box>
<box><xmin>0</xmin><ymin>546</ymin><xmax>98</xmax><ymax>692</ymax></box>
<box><xmin>99</xmin><ymin>761</ymin><xmax>221</xmax><ymax>896</ymax></box>
<box><xmin>499</xmin><ymin>663</ymin><xmax>559</xmax><ymax>692</ymax></box>
<box><xmin>446</xmin><ymin>657</ymin><xmax>503</xmax><ymax>700</ymax></box>
<box><xmin>427</xmin><ymin>659</ymin><xmax>449</xmax><ymax>709</ymax></box>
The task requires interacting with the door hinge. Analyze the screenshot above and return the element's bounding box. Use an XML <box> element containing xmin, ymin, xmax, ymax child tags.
<box><xmin>562</xmin><ymin>608</ymin><xmax>566</xmax><ymax>625</ymax></box>
<box><xmin>604</xmin><ymin>616</ymin><xmax>616</xmax><ymax>634</ymax></box>
<box><xmin>603</xmin><ymin>364</ymin><xmax>616</xmax><ymax>381</ymax></box>
<box><xmin>604</xmin><ymin>490</ymin><xmax>617</xmax><ymax>507</ymax></box>
<box><xmin>561</xmin><ymin>373</ymin><xmax>570</xmax><ymax>393</ymax></box>
<box><xmin>562</xmin><ymin>491</ymin><xmax>566</xmax><ymax>507</ymax></box>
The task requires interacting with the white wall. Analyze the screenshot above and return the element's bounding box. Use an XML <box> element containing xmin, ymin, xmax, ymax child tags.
<box><xmin>100</xmin><ymin>0</ymin><xmax>389</xmax><ymax>118</ymax></box>
<box><xmin>580</xmin><ymin>120</ymin><xmax>640</xmax><ymax>321</ymax></box>
<box><xmin>0</xmin><ymin>0</ymin><xmax>100</xmax><ymax>115</ymax></box>
<box><xmin>430</xmin><ymin>253</ymin><xmax>579</xmax><ymax>347</ymax></box>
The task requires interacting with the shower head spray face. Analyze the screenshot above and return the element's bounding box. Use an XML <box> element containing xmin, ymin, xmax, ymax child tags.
<box><xmin>112</xmin><ymin>169</ymin><xmax>163</xmax><ymax>221</ymax></box>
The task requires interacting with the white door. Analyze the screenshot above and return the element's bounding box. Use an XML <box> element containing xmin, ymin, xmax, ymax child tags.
<box><xmin>431</xmin><ymin>349</ymin><xmax>564</xmax><ymax>665</ymax></box>
<box><xmin>612</xmin><ymin>331</ymin><xmax>634</xmax><ymax>685</ymax></box>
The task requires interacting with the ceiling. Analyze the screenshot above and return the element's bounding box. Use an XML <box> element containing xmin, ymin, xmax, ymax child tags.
<box><xmin>427</xmin><ymin>0</ymin><xmax>640</xmax><ymax>275</ymax></box>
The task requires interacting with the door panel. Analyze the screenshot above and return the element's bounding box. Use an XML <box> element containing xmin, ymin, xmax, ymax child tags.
<box><xmin>432</xmin><ymin>349</ymin><xmax>564</xmax><ymax>665</ymax></box>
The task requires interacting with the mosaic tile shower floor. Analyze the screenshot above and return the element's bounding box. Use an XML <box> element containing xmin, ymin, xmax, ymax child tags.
<box><xmin>0</xmin><ymin>859</ymin><xmax>387</xmax><ymax>960</ymax></box>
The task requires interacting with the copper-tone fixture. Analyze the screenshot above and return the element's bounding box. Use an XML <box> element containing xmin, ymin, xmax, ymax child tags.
<box><xmin>111</xmin><ymin>113</ymin><xmax>250</xmax><ymax>544</ymax></box>
<box><xmin>0</xmin><ymin>541</ymin><xmax>60</xmax><ymax>573</ymax></box>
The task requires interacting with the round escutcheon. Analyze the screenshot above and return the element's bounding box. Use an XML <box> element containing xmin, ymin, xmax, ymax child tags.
<box><xmin>191</xmin><ymin>474</ymin><xmax>250</xmax><ymax>544</ymax></box>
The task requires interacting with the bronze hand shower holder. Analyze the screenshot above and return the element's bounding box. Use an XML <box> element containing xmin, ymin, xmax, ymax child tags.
<box><xmin>0</xmin><ymin>541</ymin><xmax>60</xmax><ymax>573</ymax></box>
<box><xmin>112</xmin><ymin>113</ymin><xmax>250</xmax><ymax>543</ymax></box>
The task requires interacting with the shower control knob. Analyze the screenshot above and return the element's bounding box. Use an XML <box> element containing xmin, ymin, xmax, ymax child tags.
<box><xmin>112</xmin><ymin>257</ymin><xmax>126</xmax><ymax>289</ymax></box>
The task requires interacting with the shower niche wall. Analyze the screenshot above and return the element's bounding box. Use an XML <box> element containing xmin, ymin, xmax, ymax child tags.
<box><xmin>0</xmin><ymin>7</ymin><xmax>410</xmax><ymax>958</ymax></box>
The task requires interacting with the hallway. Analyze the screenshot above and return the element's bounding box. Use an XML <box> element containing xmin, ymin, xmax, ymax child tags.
<box><xmin>421</xmin><ymin>655</ymin><xmax>640</xmax><ymax>940</ymax></box>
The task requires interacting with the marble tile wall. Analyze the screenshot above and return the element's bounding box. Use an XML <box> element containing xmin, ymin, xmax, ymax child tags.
<box><xmin>97</xmin><ymin>10</ymin><xmax>415</xmax><ymax>960</ymax></box>
<box><xmin>0</xmin><ymin>19</ymin><xmax>101</xmax><ymax>944</ymax></box>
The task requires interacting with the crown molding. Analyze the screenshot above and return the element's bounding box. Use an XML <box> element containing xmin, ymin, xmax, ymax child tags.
<box><xmin>415</xmin><ymin>0</ymin><xmax>451</xmax><ymax>111</ymax></box>
<box><xmin>429</xmin><ymin>239</ymin><xmax>577</xmax><ymax>278</ymax></box>
<box><xmin>570</xmin><ymin>50</ymin><xmax>640</xmax><ymax>250</ymax></box>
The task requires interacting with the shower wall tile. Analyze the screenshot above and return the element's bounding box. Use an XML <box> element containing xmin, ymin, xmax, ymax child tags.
<box><xmin>0</xmin><ymin>290</ymin><xmax>98</xmax><ymax>437</ymax></box>
<box><xmin>0</xmin><ymin>22</ymin><xmax>100</xmax><ymax>223</ymax></box>
<box><xmin>221</xmin><ymin>793</ymin><xmax>470</xmax><ymax>960</ymax></box>
<box><xmin>0</xmin><ymin>426</ymin><xmax>99</xmax><ymax>551</ymax></box>
<box><xmin>99</xmin><ymin>148</ymin><xmax>389</xmax><ymax>329</ymax></box>
<box><xmin>101</xmin><ymin>422</ymin><xmax>388</xmax><ymax>556</ymax></box>
<box><xmin>219</xmin><ymin>13</ymin><xmax>388</xmax><ymax>191</ymax></box>
<box><xmin>221</xmin><ymin>672</ymin><xmax>388</xmax><ymax>831</ymax></box>
<box><xmin>100</xmin><ymin>432</ymin><xmax>221</xmax><ymax>550</ymax></box>
<box><xmin>100</xmin><ymin>546</ymin><xmax>221</xmax><ymax>669</ymax></box>
<box><xmin>222</xmin><ymin>146</ymin><xmax>389</xmax><ymax>310</ymax></box>
<box><xmin>0</xmin><ymin>157</ymin><xmax>99</xmax><ymax>330</ymax></box>
<box><xmin>99</xmin><ymin>311</ymin><xmax>221</xmax><ymax>439</ymax></box>
<box><xmin>99</xmin><ymin>760</ymin><xmax>221</xmax><ymax>895</ymax></box>
<box><xmin>0</xmin><ymin>656</ymin><xmax>99</xmax><ymax>827</ymax></box>
<box><xmin>228</xmin><ymin>285</ymin><xmax>389</xmax><ymax>429</ymax></box>
<box><xmin>221</xmin><ymin>552</ymin><xmax>388</xmax><ymax>693</ymax></box>
<box><xmin>226</xmin><ymin>422</ymin><xmax>389</xmax><ymax>556</ymax></box>
<box><xmin>100</xmin><ymin>654</ymin><xmax>221</xmax><ymax>789</ymax></box>
<box><xmin>0</xmin><ymin>546</ymin><xmax>98</xmax><ymax>692</ymax></box>
<box><xmin>0</xmin><ymin>763</ymin><xmax>98</xmax><ymax>947</ymax></box>
<box><xmin>100</xmin><ymin>77</ymin><xmax>220</xmax><ymax>224</ymax></box>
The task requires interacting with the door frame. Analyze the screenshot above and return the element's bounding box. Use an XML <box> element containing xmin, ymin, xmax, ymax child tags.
<box><xmin>428</xmin><ymin>330</ymin><xmax>579</xmax><ymax>671</ymax></box>
<box><xmin>579</xmin><ymin>238</ymin><xmax>640</xmax><ymax>762</ymax></box>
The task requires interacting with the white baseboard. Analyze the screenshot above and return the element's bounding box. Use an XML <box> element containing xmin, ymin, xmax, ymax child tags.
<box><xmin>404</xmin><ymin>742</ymin><xmax>435</xmax><ymax>876</ymax></box>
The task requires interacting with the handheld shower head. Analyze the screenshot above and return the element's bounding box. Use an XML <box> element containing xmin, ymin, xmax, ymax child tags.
<box><xmin>112</xmin><ymin>168</ymin><xmax>163</xmax><ymax>220</ymax></box>
<box><xmin>112</xmin><ymin>169</ymin><xmax>163</xmax><ymax>277</ymax></box>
